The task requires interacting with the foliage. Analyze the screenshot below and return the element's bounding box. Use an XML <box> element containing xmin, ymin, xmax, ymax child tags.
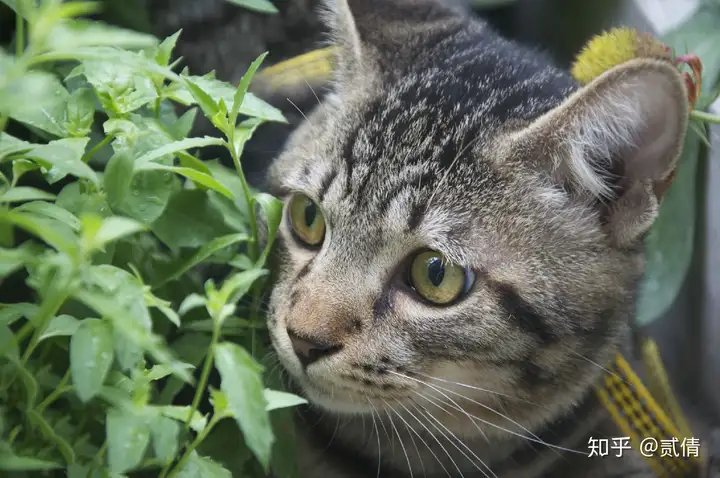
<box><xmin>0</xmin><ymin>1</ymin><xmax>306</xmax><ymax>477</ymax></box>
<box><xmin>635</xmin><ymin>0</ymin><xmax>720</xmax><ymax>326</ymax></box>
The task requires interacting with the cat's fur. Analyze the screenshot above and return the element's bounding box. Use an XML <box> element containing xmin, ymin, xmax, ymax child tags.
<box><xmin>264</xmin><ymin>0</ymin><xmax>690</xmax><ymax>476</ymax></box>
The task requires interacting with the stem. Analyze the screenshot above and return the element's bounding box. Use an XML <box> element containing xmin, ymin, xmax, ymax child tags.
<box><xmin>81</xmin><ymin>134</ymin><xmax>114</xmax><ymax>163</ymax></box>
<box><xmin>21</xmin><ymin>280</ymin><xmax>71</xmax><ymax>364</ymax></box>
<box><xmin>691</xmin><ymin>110</ymin><xmax>720</xmax><ymax>124</ymax></box>
<box><xmin>225</xmin><ymin>137</ymin><xmax>262</xmax><ymax>356</ymax></box>
<box><xmin>37</xmin><ymin>370</ymin><xmax>71</xmax><ymax>412</ymax></box>
<box><xmin>0</xmin><ymin>114</ymin><xmax>8</xmax><ymax>134</ymax></box>
<box><xmin>15</xmin><ymin>2</ymin><xmax>24</xmax><ymax>57</ymax></box>
<box><xmin>184</xmin><ymin>322</ymin><xmax>221</xmax><ymax>433</ymax></box>
<box><xmin>163</xmin><ymin>415</ymin><xmax>220</xmax><ymax>478</ymax></box>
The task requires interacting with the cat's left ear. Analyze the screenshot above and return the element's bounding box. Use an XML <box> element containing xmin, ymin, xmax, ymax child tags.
<box><xmin>509</xmin><ymin>58</ymin><xmax>690</xmax><ymax>247</ymax></box>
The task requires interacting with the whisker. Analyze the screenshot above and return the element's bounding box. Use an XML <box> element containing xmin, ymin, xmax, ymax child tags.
<box><xmin>287</xmin><ymin>98</ymin><xmax>314</xmax><ymax>132</ymax></box>
<box><xmin>367</xmin><ymin>400</ymin><xmax>382</xmax><ymax>478</ymax></box>
<box><xmin>383</xmin><ymin>405</ymin><xmax>414</xmax><ymax>478</ymax></box>
<box><xmin>395</xmin><ymin>400</ymin><xmax>452</xmax><ymax>478</ymax></box>
<box><xmin>408</xmin><ymin>403</ymin><xmax>466</xmax><ymax>478</ymax></box>
<box><xmin>414</xmin><ymin>371</ymin><xmax>543</xmax><ymax>406</ymax></box>
<box><xmin>385</xmin><ymin>400</ymin><xmax>428</xmax><ymax>478</ymax></box>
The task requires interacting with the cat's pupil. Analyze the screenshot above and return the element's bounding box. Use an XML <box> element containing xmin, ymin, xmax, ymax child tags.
<box><xmin>426</xmin><ymin>257</ymin><xmax>445</xmax><ymax>287</ymax></box>
<box><xmin>304</xmin><ymin>200</ymin><xmax>317</xmax><ymax>227</ymax></box>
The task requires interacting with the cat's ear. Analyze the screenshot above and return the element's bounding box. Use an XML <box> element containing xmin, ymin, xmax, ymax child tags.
<box><xmin>321</xmin><ymin>0</ymin><xmax>462</xmax><ymax>86</ymax></box>
<box><xmin>509</xmin><ymin>58</ymin><xmax>690</xmax><ymax>247</ymax></box>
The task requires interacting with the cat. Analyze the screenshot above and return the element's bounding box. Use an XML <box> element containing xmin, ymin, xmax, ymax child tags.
<box><xmin>263</xmin><ymin>0</ymin><xmax>690</xmax><ymax>476</ymax></box>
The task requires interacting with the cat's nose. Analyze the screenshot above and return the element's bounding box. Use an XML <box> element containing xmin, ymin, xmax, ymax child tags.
<box><xmin>287</xmin><ymin>328</ymin><xmax>342</xmax><ymax>367</ymax></box>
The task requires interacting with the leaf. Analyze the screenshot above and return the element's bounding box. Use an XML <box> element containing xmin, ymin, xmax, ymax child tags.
<box><xmin>0</xmin><ymin>71</ymin><xmax>70</xmax><ymax>137</ymax></box>
<box><xmin>0</xmin><ymin>302</ymin><xmax>37</xmax><ymax>326</ymax></box>
<box><xmin>217</xmin><ymin>268</ymin><xmax>268</xmax><ymax>307</ymax></box>
<box><xmin>230</xmin><ymin>52</ymin><xmax>268</xmax><ymax>126</ymax></box>
<box><xmin>169</xmin><ymin>108</ymin><xmax>199</xmax><ymax>141</ymax></box>
<box><xmin>255</xmin><ymin>192</ymin><xmax>283</xmax><ymax>267</ymax></box>
<box><xmin>0</xmin><ymin>187</ymin><xmax>57</xmax><ymax>203</ymax></box>
<box><xmin>39</xmin><ymin>314</ymin><xmax>81</xmax><ymax>341</ymax></box>
<box><xmin>155</xmin><ymin>30</ymin><xmax>182</xmax><ymax>67</ymax></box>
<box><xmin>175</xmin><ymin>451</ymin><xmax>232</xmax><ymax>478</ymax></box>
<box><xmin>0</xmin><ymin>325</ymin><xmax>19</xmax><ymax>359</ymax></box>
<box><xmin>263</xmin><ymin>389</ymin><xmax>308</xmax><ymax>412</ymax></box>
<box><xmin>87</xmin><ymin>216</ymin><xmax>147</xmax><ymax>251</ymax></box>
<box><xmin>0</xmin><ymin>451</ymin><xmax>63</xmax><ymax>470</ymax></box>
<box><xmin>0</xmin><ymin>133</ymin><xmax>33</xmax><ymax>160</ymax></box>
<box><xmin>70</xmin><ymin>318</ymin><xmax>114</xmax><ymax>402</ymax></box>
<box><xmin>165</xmin><ymin>73</ymin><xmax>285</xmax><ymax>123</ymax></box>
<box><xmin>136</xmin><ymin>163</ymin><xmax>234</xmax><ymax>199</ymax></box>
<box><xmin>151</xmin><ymin>414</ymin><xmax>180</xmax><ymax>463</ymax></box>
<box><xmin>158</xmin><ymin>406</ymin><xmax>208</xmax><ymax>433</ymax></box>
<box><xmin>213</xmin><ymin>342</ymin><xmax>273</xmax><ymax>471</ymax></box>
<box><xmin>64</xmin><ymin>87</ymin><xmax>95</xmax><ymax>137</ymax></box>
<box><xmin>636</xmin><ymin>128</ymin><xmax>702</xmax><ymax>325</ymax></box>
<box><xmin>26</xmin><ymin>138</ymin><xmax>98</xmax><ymax>185</ymax></box>
<box><xmin>151</xmin><ymin>189</ymin><xmax>234</xmax><ymax>249</ymax></box>
<box><xmin>104</xmin><ymin>151</ymin><xmax>135</xmax><ymax>210</ymax></box>
<box><xmin>46</xmin><ymin>19</ymin><xmax>158</xmax><ymax>51</ymax></box>
<box><xmin>225</xmin><ymin>0</ymin><xmax>279</xmax><ymax>14</ymax></box>
<box><xmin>0</xmin><ymin>210</ymin><xmax>78</xmax><ymax>255</ymax></box>
<box><xmin>106</xmin><ymin>407</ymin><xmax>151</xmax><ymax>473</ymax></box>
<box><xmin>15</xmin><ymin>201</ymin><xmax>81</xmax><ymax>230</ymax></box>
<box><xmin>135</xmin><ymin>136</ymin><xmax>225</xmax><ymax>165</ymax></box>
<box><xmin>0</xmin><ymin>246</ymin><xmax>28</xmax><ymax>277</ymax></box>
<box><xmin>153</xmin><ymin>233</ymin><xmax>251</xmax><ymax>288</ymax></box>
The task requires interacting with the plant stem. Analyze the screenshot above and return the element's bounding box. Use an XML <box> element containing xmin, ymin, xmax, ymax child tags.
<box><xmin>184</xmin><ymin>321</ymin><xmax>221</xmax><ymax>433</ymax></box>
<box><xmin>691</xmin><ymin>109</ymin><xmax>720</xmax><ymax>124</ymax></box>
<box><xmin>15</xmin><ymin>3</ymin><xmax>24</xmax><ymax>57</ymax></box>
<box><xmin>164</xmin><ymin>415</ymin><xmax>221</xmax><ymax>478</ymax></box>
<box><xmin>81</xmin><ymin>134</ymin><xmax>114</xmax><ymax>163</ymax></box>
<box><xmin>37</xmin><ymin>370</ymin><xmax>71</xmax><ymax>412</ymax></box>
<box><xmin>21</xmin><ymin>281</ymin><xmax>71</xmax><ymax>364</ymax></box>
<box><xmin>225</xmin><ymin>137</ymin><xmax>262</xmax><ymax>356</ymax></box>
<box><xmin>0</xmin><ymin>114</ymin><xmax>8</xmax><ymax>134</ymax></box>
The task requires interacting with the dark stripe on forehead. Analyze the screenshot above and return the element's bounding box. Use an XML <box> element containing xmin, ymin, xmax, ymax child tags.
<box><xmin>317</xmin><ymin>167</ymin><xmax>338</xmax><ymax>203</ymax></box>
<box><xmin>489</xmin><ymin>281</ymin><xmax>559</xmax><ymax>345</ymax></box>
<box><xmin>371</xmin><ymin>171</ymin><xmax>437</xmax><ymax>220</ymax></box>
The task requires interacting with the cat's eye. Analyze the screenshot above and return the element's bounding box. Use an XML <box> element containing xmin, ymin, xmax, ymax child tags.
<box><xmin>408</xmin><ymin>251</ymin><xmax>474</xmax><ymax>305</ymax></box>
<box><xmin>288</xmin><ymin>194</ymin><xmax>326</xmax><ymax>247</ymax></box>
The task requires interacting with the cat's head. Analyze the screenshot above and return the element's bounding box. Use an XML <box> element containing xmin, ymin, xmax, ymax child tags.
<box><xmin>265</xmin><ymin>0</ymin><xmax>689</xmax><ymax>434</ymax></box>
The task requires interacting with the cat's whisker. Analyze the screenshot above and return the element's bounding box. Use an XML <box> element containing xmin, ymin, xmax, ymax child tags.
<box><xmin>566</xmin><ymin>350</ymin><xmax>630</xmax><ymax>385</ymax></box>
<box><xmin>383</xmin><ymin>405</ymin><xmax>415</xmax><ymax>478</ymax></box>
<box><xmin>286</xmin><ymin>98</ymin><xmax>315</xmax><ymax>132</ymax></box>
<box><xmin>303</xmin><ymin>78</ymin><xmax>322</xmax><ymax>108</ymax></box>
<box><xmin>411</xmin><ymin>389</ymin><xmax>489</xmax><ymax>444</ymax></box>
<box><xmin>408</xmin><ymin>402</ymin><xmax>466</xmax><ymax>478</ymax></box>
<box><xmin>413</xmin><ymin>371</ymin><xmax>543</xmax><ymax>406</ymax></box>
<box><xmin>414</xmin><ymin>404</ymin><xmax>490</xmax><ymax>478</ymax></box>
<box><xmin>385</xmin><ymin>400</ymin><xmax>429</xmax><ymax>478</ymax></box>
<box><xmin>394</xmin><ymin>400</ymin><xmax>452</xmax><ymax>478</ymax></box>
<box><xmin>367</xmin><ymin>400</ymin><xmax>382</xmax><ymax>478</ymax></box>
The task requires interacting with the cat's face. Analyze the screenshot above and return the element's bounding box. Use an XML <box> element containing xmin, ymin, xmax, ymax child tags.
<box><xmin>265</xmin><ymin>0</ymin><xmax>689</xmax><ymax>434</ymax></box>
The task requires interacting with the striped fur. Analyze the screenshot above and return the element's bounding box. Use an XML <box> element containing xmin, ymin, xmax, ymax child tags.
<box><xmin>264</xmin><ymin>1</ymin><xmax>689</xmax><ymax>476</ymax></box>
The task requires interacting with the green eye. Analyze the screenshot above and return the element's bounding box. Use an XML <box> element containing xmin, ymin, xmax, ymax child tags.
<box><xmin>408</xmin><ymin>251</ymin><xmax>474</xmax><ymax>305</ymax></box>
<box><xmin>288</xmin><ymin>194</ymin><xmax>326</xmax><ymax>246</ymax></box>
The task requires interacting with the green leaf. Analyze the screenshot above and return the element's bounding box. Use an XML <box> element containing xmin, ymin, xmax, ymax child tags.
<box><xmin>218</xmin><ymin>268</ymin><xmax>268</xmax><ymax>307</ymax></box>
<box><xmin>255</xmin><ymin>192</ymin><xmax>283</xmax><ymax>267</ymax></box>
<box><xmin>0</xmin><ymin>187</ymin><xmax>56</xmax><ymax>203</ymax></box>
<box><xmin>158</xmin><ymin>405</ymin><xmax>208</xmax><ymax>433</ymax></box>
<box><xmin>0</xmin><ymin>210</ymin><xmax>78</xmax><ymax>255</ymax></box>
<box><xmin>46</xmin><ymin>19</ymin><xmax>158</xmax><ymax>51</ymax></box>
<box><xmin>15</xmin><ymin>201</ymin><xmax>81</xmax><ymax>230</ymax></box>
<box><xmin>0</xmin><ymin>325</ymin><xmax>19</xmax><ymax>359</ymax></box>
<box><xmin>264</xmin><ymin>389</ymin><xmax>308</xmax><ymax>412</ymax></box>
<box><xmin>104</xmin><ymin>151</ymin><xmax>135</xmax><ymax>210</ymax></box>
<box><xmin>79</xmin><ymin>59</ymin><xmax>158</xmax><ymax>115</ymax></box>
<box><xmin>169</xmin><ymin>108</ymin><xmax>199</xmax><ymax>141</ymax></box>
<box><xmin>166</xmin><ymin>73</ymin><xmax>285</xmax><ymax>123</ymax></box>
<box><xmin>26</xmin><ymin>138</ymin><xmax>98</xmax><ymax>185</ymax></box>
<box><xmin>636</xmin><ymin>128</ymin><xmax>702</xmax><ymax>325</ymax></box>
<box><xmin>0</xmin><ymin>71</ymin><xmax>70</xmax><ymax>137</ymax></box>
<box><xmin>70</xmin><ymin>318</ymin><xmax>114</xmax><ymax>402</ymax></box>
<box><xmin>0</xmin><ymin>451</ymin><xmax>63</xmax><ymax>470</ymax></box>
<box><xmin>225</xmin><ymin>0</ymin><xmax>279</xmax><ymax>14</ymax></box>
<box><xmin>175</xmin><ymin>451</ymin><xmax>232</xmax><ymax>478</ymax></box>
<box><xmin>230</xmin><ymin>52</ymin><xmax>268</xmax><ymax>126</ymax></box>
<box><xmin>39</xmin><ymin>314</ymin><xmax>81</xmax><ymax>341</ymax></box>
<box><xmin>151</xmin><ymin>189</ymin><xmax>234</xmax><ymax>249</ymax></box>
<box><xmin>155</xmin><ymin>30</ymin><xmax>182</xmax><ymax>67</ymax></box>
<box><xmin>153</xmin><ymin>233</ymin><xmax>250</xmax><ymax>288</ymax></box>
<box><xmin>0</xmin><ymin>133</ymin><xmax>33</xmax><ymax>160</ymax></box>
<box><xmin>213</xmin><ymin>342</ymin><xmax>273</xmax><ymax>471</ymax></box>
<box><xmin>136</xmin><ymin>163</ymin><xmax>234</xmax><ymax>199</ymax></box>
<box><xmin>151</xmin><ymin>414</ymin><xmax>180</xmax><ymax>463</ymax></box>
<box><xmin>64</xmin><ymin>87</ymin><xmax>96</xmax><ymax>137</ymax></box>
<box><xmin>135</xmin><ymin>136</ymin><xmax>225</xmax><ymax>165</ymax></box>
<box><xmin>106</xmin><ymin>407</ymin><xmax>151</xmax><ymax>473</ymax></box>
<box><xmin>0</xmin><ymin>302</ymin><xmax>37</xmax><ymax>326</ymax></box>
<box><xmin>84</xmin><ymin>215</ymin><xmax>146</xmax><ymax>251</ymax></box>
<box><xmin>183</xmin><ymin>78</ymin><xmax>224</xmax><ymax>131</ymax></box>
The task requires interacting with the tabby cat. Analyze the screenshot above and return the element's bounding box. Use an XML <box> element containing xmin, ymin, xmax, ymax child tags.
<box><xmin>263</xmin><ymin>0</ymin><xmax>690</xmax><ymax>476</ymax></box>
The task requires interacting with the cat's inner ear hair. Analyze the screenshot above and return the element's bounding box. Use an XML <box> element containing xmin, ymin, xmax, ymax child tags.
<box><xmin>507</xmin><ymin>58</ymin><xmax>689</xmax><ymax>247</ymax></box>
